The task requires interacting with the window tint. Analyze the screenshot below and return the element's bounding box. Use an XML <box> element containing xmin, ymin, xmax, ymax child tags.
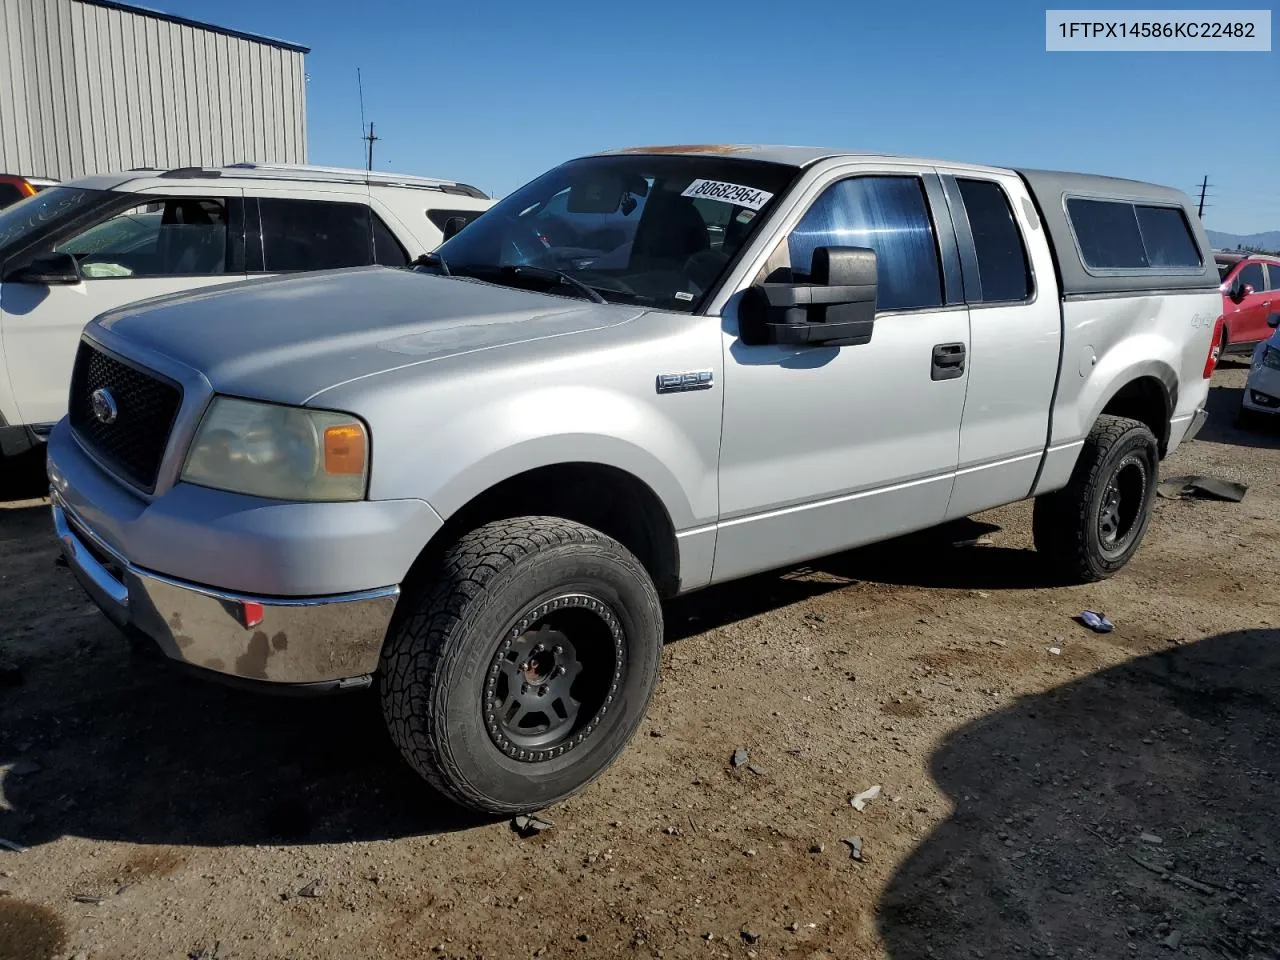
<box><xmin>1267</xmin><ymin>264</ymin><xmax>1280</xmax><ymax>292</ymax></box>
<box><xmin>54</xmin><ymin>198</ymin><xmax>228</xmax><ymax>277</ymax></box>
<box><xmin>259</xmin><ymin>198</ymin><xmax>373</xmax><ymax>272</ymax></box>
<box><xmin>0</xmin><ymin>183</ymin><xmax>22</xmax><ymax>208</ymax></box>
<box><xmin>788</xmin><ymin>176</ymin><xmax>942</xmax><ymax>311</ymax></box>
<box><xmin>1134</xmin><ymin>205</ymin><xmax>1201</xmax><ymax>267</ymax></box>
<box><xmin>1066</xmin><ymin>198</ymin><xmax>1148</xmax><ymax>269</ymax></box>
<box><xmin>372</xmin><ymin>213</ymin><xmax>408</xmax><ymax>267</ymax></box>
<box><xmin>1238</xmin><ymin>262</ymin><xmax>1266</xmax><ymax>293</ymax></box>
<box><xmin>426</xmin><ymin>208</ymin><xmax>484</xmax><ymax>236</ymax></box>
<box><xmin>957</xmin><ymin>179</ymin><xmax>1031</xmax><ymax>302</ymax></box>
<box><xmin>1066</xmin><ymin>197</ymin><xmax>1202</xmax><ymax>271</ymax></box>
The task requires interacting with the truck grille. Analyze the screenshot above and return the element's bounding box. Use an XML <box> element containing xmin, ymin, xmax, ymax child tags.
<box><xmin>68</xmin><ymin>341</ymin><xmax>182</xmax><ymax>492</ymax></box>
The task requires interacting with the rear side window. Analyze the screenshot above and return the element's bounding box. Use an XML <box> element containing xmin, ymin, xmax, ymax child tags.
<box><xmin>956</xmin><ymin>179</ymin><xmax>1031</xmax><ymax>302</ymax></box>
<box><xmin>788</xmin><ymin>175</ymin><xmax>942</xmax><ymax>312</ymax></box>
<box><xmin>259</xmin><ymin>198</ymin><xmax>373</xmax><ymax>272</ymax></box>
<box><xmin>1134</xmin><ymin>205</ymin><xmax>1201</xmax><ymax>267</ymax></box>
<box><xmin>1066</xmin><ymin>197</ymin><xmax>1201</xmax><ymax>270</ymax></box>
<box><xmin>372</xmin><ymin>213</ymin><xmax>408</xmax><ymax>267</ymax></box>
<box><xmin>0</xmin><ymin>183</ymin><xmax>23</xmax><ymax>208</ymax></box>
<box><xmin>1267</xmin><ymin>263</ymin><xmax>1280</xmax><ymax>291</ymax></box>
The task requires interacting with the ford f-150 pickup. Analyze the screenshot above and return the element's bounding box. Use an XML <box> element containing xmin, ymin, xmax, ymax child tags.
<box><xmin>44</xmin><ymin>144</ymin><xmax>1222</xmax><ymax>814</ymax></box>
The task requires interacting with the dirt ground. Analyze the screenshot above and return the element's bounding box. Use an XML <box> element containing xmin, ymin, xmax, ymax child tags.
<box><xmin>1</xmin><ymin>361</ymin><xmax>1278</xmax><ymax>960</ymax></box>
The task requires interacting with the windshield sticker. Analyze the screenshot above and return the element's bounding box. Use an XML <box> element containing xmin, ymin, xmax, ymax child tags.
<box><xmin>681</xmin><ymin>179</ymin><xmax>774</xmax><ymax>210</ymax></box>
<box><xmin>674</xmin><ymin>291</ymin><xmax>695</xmax><ymax>301</ymax></box>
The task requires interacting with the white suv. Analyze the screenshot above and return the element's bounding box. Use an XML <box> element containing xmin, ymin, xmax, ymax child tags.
<box><xmin>0</xmin><ymin>162</ymin><xmax>492</xmax><ymax>459</ymax></box>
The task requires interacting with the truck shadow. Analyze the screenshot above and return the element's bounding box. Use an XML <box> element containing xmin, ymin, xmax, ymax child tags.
<box><xmin>877</xmin><ymin>628</ymin><xmax>1280</xmax><ymax>959</ymax></box>
<box><xmin>0</xmin><ymin>448</ymin><xmax>47</xmax><ymax>503</ymax></box>
<box><xmin>1194</xmin><ymin>383</ymin><xmax>1280</xmax><ymax>449</ymax></box>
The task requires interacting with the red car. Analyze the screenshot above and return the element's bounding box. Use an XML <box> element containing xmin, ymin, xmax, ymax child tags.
<box><xmin>1216</xmin><ymin>252</ymin><xmax>1280</xmax><ymax>355</ymax></box>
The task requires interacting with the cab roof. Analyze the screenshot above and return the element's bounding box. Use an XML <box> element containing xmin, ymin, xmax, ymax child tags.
<box><xmin>589</xmin><ymin>143</ymin><xmax>1013</xmax><ymax>176</ymax></box>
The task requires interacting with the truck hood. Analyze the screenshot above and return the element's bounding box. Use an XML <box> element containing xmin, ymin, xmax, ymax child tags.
<box><xmin>92</xmin><ymin>267</ymin><xmax>643</xmax><ymax>406</ymax></box>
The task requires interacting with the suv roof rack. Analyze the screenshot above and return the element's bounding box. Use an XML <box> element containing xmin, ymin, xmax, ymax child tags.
<box><xmin>218</xmin><ymin>162</ymin><xmax>489</xmax><ymax>199</ymax></box>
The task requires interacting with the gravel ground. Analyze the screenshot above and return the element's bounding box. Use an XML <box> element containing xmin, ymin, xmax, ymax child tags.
<box><xmin>1</xmin><ymin>361</ymin><xmax>1277</xmax><ymax>960</ymax></box>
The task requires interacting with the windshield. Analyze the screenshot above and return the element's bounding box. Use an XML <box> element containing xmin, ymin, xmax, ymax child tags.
<box><xmin>432</xmin><ymin>154</ymin><xmax>799</xmax><ymax>311</ymax></box>
<box><xmin>0</xmin><ymin>186</ymin><xmax>111</xmax><ymax>258</ymax></box>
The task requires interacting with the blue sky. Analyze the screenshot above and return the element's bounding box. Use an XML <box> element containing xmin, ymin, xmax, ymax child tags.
<box><xmin>164</xmin><ymin>0</ymin><xmax>1278</xmax><ymax>234</ymax></box>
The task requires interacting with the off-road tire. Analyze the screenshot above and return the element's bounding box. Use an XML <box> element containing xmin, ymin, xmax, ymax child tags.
<box><xmin>379</xmin><ymin>517</ymin><xmax>663</xmax><ymax>815</ymax></box>
<box><xmin>1032</xmin><ymin>415</ymin><xmax>1159</xmax><ymax>583</ymax></box>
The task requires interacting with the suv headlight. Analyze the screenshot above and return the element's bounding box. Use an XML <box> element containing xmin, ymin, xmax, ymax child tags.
<box><xmin>180</xmin><ymin>397</ymin><xmax>369</xmax><ymax>502</ymax></box>
<box><xmin>1262</xmin><ymin>346</ymin><xmax>1280</xmax><ymax>371</ymax></box>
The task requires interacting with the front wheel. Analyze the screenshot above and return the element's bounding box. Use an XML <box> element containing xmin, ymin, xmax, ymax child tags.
<box><xmin>379</xmin><ymin>517</ymin><xmax>664</xmax><ymax>815</ymax></box>
<box><xmin>1032</xmin><ymin>415</ymin><xmax>1159</xmax><ymax>583</ymax></box>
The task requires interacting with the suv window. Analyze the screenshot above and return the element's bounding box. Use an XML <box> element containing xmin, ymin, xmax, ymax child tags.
<box><xmin>1237</xmin><ymin>262</ymin><xmax>1266</xmax><ymax>293</ymax></box>
<box><xmin>1066</xmin><ymin>198</ymin><xmax>1201</xmax><ymax>270</ymax></box>
<box><xmin>54</xmin><ymin>198</ymin><xmax>228</xmax><ymax>277</ymax></box>
<box><xmin>372</xmin><ymin>213</ymin><xmax>408</xmax><ymax>267</ymax></box>
<box><xmin>956</xmin><ymin>178</ymin><xmax>1031</xmax><ymax>302</ymax></box>
<box><xmin>259</xmin><ymin>198</ymin><xmax>374</xmax><ymax>272</ymax></box>
<box><xmin>787</xmin><ymin>175</ymin><xmax>942</xmax><ymax>312</ymax></box>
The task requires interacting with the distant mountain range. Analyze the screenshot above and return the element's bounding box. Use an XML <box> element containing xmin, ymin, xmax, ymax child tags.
<box><xmin>1206</xmin><ymin>229</ymin><xmax>1280</xmax><ymax>253</ymax></box>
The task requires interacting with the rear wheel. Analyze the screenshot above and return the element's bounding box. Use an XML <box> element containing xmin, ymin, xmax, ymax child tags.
<box><xmin>379</xmin><ymin>517</ymin><xmax>663</xmax><ymax>815</ymax></box>
<box><xmin>1032</xmin><ymin>415</ymin><xmax>1159</xmax><ymax>582</ymax></box>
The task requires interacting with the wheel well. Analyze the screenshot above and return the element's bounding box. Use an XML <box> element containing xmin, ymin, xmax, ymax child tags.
<box><xmin>1101</xmin><ymin>377</ymin><xmax>1171</xmax><ymax>456</ymax></box>
<box><xmin>405</xmin><ymin>463</ymin><xmax>680</xmax><ymax>598</ymax></box>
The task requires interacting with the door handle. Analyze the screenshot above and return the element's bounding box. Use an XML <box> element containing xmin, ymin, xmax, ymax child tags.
<box><xmin>931</xmin><ymin>342</ymin><xmax>966</xmax><ymax>381</ymax></box>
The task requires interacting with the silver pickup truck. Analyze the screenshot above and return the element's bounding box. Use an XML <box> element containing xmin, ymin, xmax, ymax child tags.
<box><xmin>45</xmin><ymin>145</ymin><xmax>1222</xmax><ymax>815</ymax></box>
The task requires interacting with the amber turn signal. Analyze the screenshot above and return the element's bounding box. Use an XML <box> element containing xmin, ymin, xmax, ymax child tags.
<box><xmin>323</xmin><ymin>423</ymin><xmax>367</xmax><ymax>475</ymax></box>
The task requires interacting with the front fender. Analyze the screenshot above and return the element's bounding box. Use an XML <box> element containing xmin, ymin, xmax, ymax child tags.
<box><xmin>364</xmin><ymin>381</ymin><xmax>721</xmax><ymax>533</ymax></box>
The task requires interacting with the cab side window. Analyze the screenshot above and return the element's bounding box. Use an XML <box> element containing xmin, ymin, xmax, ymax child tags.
<box><xmin>783</xmin><ymin>176</ymin><xmax>943</xmax><ymax>312</ymax></box>
<box><xmin>54</xmin><ymin>198</ymin><xmax>230</xmax><ymax>278</ymax></box>
<box><xmin>956</xmin><ymin>178</ymin><xmax>1032</xmax><ymax>302</ymax></box>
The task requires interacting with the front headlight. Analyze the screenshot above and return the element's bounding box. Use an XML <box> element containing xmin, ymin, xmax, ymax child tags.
<box><xmin>180</xmin><ymin>397</ymin><xmax>369</xmax><ymax>502</ymax></box>
<box><xmin>1262</xmin><ymin>346</ymin><xmax>1280</xmax><ymax>371</ymax></box>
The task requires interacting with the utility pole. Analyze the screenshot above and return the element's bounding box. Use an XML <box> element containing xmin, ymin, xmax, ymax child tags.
<box><xmin>363</xmin><ymin>122</ymin><xmax>378</xmax><ymax>172</ymax></box>
<box><xmin>1197</xmin><ymin>175</ymin><xmax>1209</xmax><ymax>218</ymax></box>
<box><xmin>357</xmin><ymin>67</ymin><xmax>377</xmax><ymax>172</ymax></box>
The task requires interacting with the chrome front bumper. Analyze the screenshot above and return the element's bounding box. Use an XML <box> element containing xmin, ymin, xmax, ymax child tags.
<box><xmin>52</xmin><ymin>492</ymin><xmax>399</xmax><ymax>688</ymax></box>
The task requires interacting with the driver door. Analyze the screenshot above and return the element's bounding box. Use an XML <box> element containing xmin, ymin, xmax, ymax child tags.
<box><xmin>713</xmin><ymin>166</ymin><xmax>969</xmax><ymax>583</ymax></box>
<box><xmin>1</xmin><ymin>187</ymin><xmax>246</xmax><ymax>428</ymax></box>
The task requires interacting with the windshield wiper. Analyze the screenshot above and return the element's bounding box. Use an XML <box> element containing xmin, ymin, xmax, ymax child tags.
<box><xmin>500</xmin><ymin>264</ymin><xmax>608</xmax><ymax>304</ymax></box>
<box><xmin>408</xmin><ymin>251</ymin><xmax>451</xmax><ymax>275</ymax></box>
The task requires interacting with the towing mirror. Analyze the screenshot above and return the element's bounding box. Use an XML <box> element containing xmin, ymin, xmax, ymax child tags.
<box><xmin>739</xmin><ymin>246</ymin><xmax>877</xmax><ymax>347</ymax></box>
<box><xmin>3</xmin><ymin>251</ymin><xmax>82</xmax><ymax>286</ymax></box>
<box><xmin>1267</xmin><ymin>312</ymin><xmax>1279</xmax><ymax>329</ymax></box>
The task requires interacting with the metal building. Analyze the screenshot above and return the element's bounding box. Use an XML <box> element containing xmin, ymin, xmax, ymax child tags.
<box><xmin>0</xmin><ymin>0</ymin><xmax>309</xmax><ymax>182</ymax></box>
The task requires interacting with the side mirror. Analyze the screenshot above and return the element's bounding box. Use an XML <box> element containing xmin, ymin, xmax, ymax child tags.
<box><xmin>739</xmin><ymin>246</ymin><xmax>877</xmax><ymax>347</ymax></box>
<box><xmin>1267</xmin><ymin>312</ymin><xmax>1279</xmax><ymax>329</ymax></box>
<box><xmin>442</xmin><ymin>216</ymin><xmax>468</xmax><ymax>241</ymax></box>
<box><xmin>1229</xmin><ymin>282</ymin><xmax>1254</xmax><ymax>304</ymax></box>
<box><xmin>3</xmin><ymin>251</ymin><xmax>82</xmax><ymax>286</ymax></box>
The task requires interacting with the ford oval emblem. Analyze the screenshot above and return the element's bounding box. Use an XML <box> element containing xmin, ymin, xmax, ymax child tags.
<box><xmin>90</xmin><ymin>387</ymin><xmax>118</xmax><ymax>425</ymax></box>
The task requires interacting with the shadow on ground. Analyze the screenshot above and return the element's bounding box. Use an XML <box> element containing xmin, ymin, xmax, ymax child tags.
<box><xmin>0</xmin><ymin>513</ymin><xmax>1063</xmax><ymax>850</ymax></box>
<box><xmin>878</xmin><ymin>628</ymin><xmax>1280</xmax><ymax>959</ymax></box>
<box><xmin>1196</xmin><ymin>383</ymin><xmax>1280</xmax><ymax>449</ymax></box>
<box><xmin>0</xmin><ymin>448</ymin><xmax>46</xmax><ymax>503</ymax></box>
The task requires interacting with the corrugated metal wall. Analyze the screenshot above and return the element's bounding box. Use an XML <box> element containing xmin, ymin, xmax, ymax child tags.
<box><xmin>0</xmin><ymin>0</ymin><xmax>307</xmax><ymax>181</ymax></box>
